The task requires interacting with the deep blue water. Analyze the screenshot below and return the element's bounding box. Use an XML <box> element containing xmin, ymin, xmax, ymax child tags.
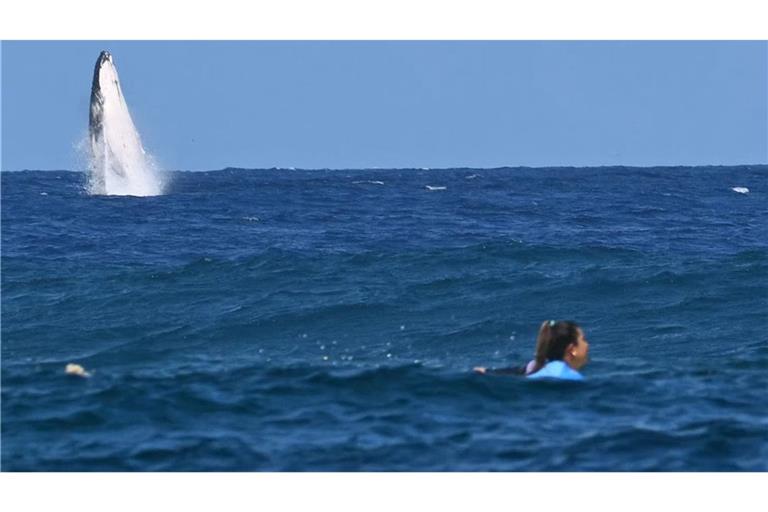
<box><xmin>2</xmin><ymin>166</ymin><xmax>767</xmax><ymax>471</ymax></box>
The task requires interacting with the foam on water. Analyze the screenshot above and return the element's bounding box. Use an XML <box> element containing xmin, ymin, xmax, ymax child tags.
<box><xmin>87</xmin><ymin>52</ymin><xmax>166</xmax><ymax>196</ymax></box>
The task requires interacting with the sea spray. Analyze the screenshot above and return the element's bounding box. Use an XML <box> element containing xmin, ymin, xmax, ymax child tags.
<box><xmin>87</xmin><ymin>51</ymin><xmax>166</xmax><ymax>196</ymax></box>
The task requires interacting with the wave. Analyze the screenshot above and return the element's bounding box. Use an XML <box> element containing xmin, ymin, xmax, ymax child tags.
<box><xmin>4</xmin><ymin>361</ymin><xmax>766</xmax><ymax>470</ymax></box>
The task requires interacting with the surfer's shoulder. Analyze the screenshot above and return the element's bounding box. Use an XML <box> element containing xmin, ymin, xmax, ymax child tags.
<box><xmin>525</xmin><ymin>360</ymin><xmax>584</xmax><ymax>381</ymax></box>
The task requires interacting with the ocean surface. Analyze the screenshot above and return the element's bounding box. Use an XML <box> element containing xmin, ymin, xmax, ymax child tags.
<box><xmin>2</xmin><ymin>166</ymin><xmax>767</xmax><ymax>471</ymax></box>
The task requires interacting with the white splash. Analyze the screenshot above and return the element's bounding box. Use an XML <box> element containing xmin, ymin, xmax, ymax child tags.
<box><xmin>87</xmin><ymin>51</ymin><xmax>166</xmax><ymax>196</ymax></box>
<box><xmin>731</xmin><ymin>187</ymin><xmax>750</xmax><ymax>194</ymax></box>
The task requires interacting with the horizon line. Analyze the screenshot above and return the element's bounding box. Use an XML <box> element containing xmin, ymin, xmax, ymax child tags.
<box><xmin>3</xmin><ymin>163</ymin><xmax>767</xmax><ymax>173</ymax></box>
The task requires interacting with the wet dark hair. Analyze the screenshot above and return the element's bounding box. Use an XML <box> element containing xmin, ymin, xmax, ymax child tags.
<box><xmin>531</xmin><ymin>320</ymin><xmax>582</xmax><ymax>373</ymax></box>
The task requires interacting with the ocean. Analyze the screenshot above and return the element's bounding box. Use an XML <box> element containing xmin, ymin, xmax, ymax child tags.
<box><xmin>2</xmin><ymin>165</ymin><xmax>766</xmax><ymax>471</ymax></box>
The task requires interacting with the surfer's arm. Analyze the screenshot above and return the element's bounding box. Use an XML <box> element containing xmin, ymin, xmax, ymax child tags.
<box><xmin>473</xmin><ymin>366</ymin><xmax>526</xmax><ymax>376</ymax></box>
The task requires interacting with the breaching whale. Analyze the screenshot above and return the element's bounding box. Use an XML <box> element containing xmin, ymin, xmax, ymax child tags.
<box><xmin>88</xmin><ymin>51</ymin><xmax>164</xmax><ymax>196</ymax></box>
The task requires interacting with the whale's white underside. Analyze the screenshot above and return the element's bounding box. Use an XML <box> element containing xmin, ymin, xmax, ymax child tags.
<box><xmin>88</xmin><ymin>53</ymin><xmax>164</xmax><ymax>196</ymax></box>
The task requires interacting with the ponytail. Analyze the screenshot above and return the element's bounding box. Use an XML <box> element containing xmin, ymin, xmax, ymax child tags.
<box><xmin>530</xmin><ymin>320</ymin><xmax>581</xmax><ymax>373</ymax></box>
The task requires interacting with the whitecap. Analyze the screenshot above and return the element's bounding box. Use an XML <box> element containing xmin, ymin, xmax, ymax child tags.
<box><xmin>425</xmin><ymin>185</ymin><xmax>446</xmax><ymax>191</ymax></box>
<box><xmin>731</xmin><ymin>187</ymin><xmax>750</xmax><ymax>194</ymax></box>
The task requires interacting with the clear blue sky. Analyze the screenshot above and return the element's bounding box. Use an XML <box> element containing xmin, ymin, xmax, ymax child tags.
<box><xmin>2</xmin><ymin>41</ymin><xmax>766</xmax><ymax>171</ymax></box>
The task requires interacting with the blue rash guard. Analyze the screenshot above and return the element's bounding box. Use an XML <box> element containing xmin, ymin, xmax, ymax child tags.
<box><xmin>526</xmin><ymin>360</ymin><xmax>584</xmax><ymax>381</ymax></box>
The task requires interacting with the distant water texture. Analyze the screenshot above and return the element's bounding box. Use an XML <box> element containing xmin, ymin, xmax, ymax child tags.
<box><xmin>2</xmin><ymin>166</ymin><xmax>767</xmax><ymax>471</ymax></box>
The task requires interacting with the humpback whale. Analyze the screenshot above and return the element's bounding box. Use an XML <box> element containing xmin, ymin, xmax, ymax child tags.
<box><xmin>88</xmin><ymin>51</ymin><xmax>164</xmax><ymax>196</ymax></box>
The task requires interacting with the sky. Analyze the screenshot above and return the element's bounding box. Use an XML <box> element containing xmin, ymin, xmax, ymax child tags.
<box><xmin>1</xmin><ymin>40</ymin><xmax>766</xmax><ymax>171</ymax></box>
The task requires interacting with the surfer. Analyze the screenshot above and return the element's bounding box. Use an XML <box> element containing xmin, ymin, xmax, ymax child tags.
<box><xmin>474</xmin><ymin>320</ymin><xmax>589</xmax><ymax>381</ymax></box>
